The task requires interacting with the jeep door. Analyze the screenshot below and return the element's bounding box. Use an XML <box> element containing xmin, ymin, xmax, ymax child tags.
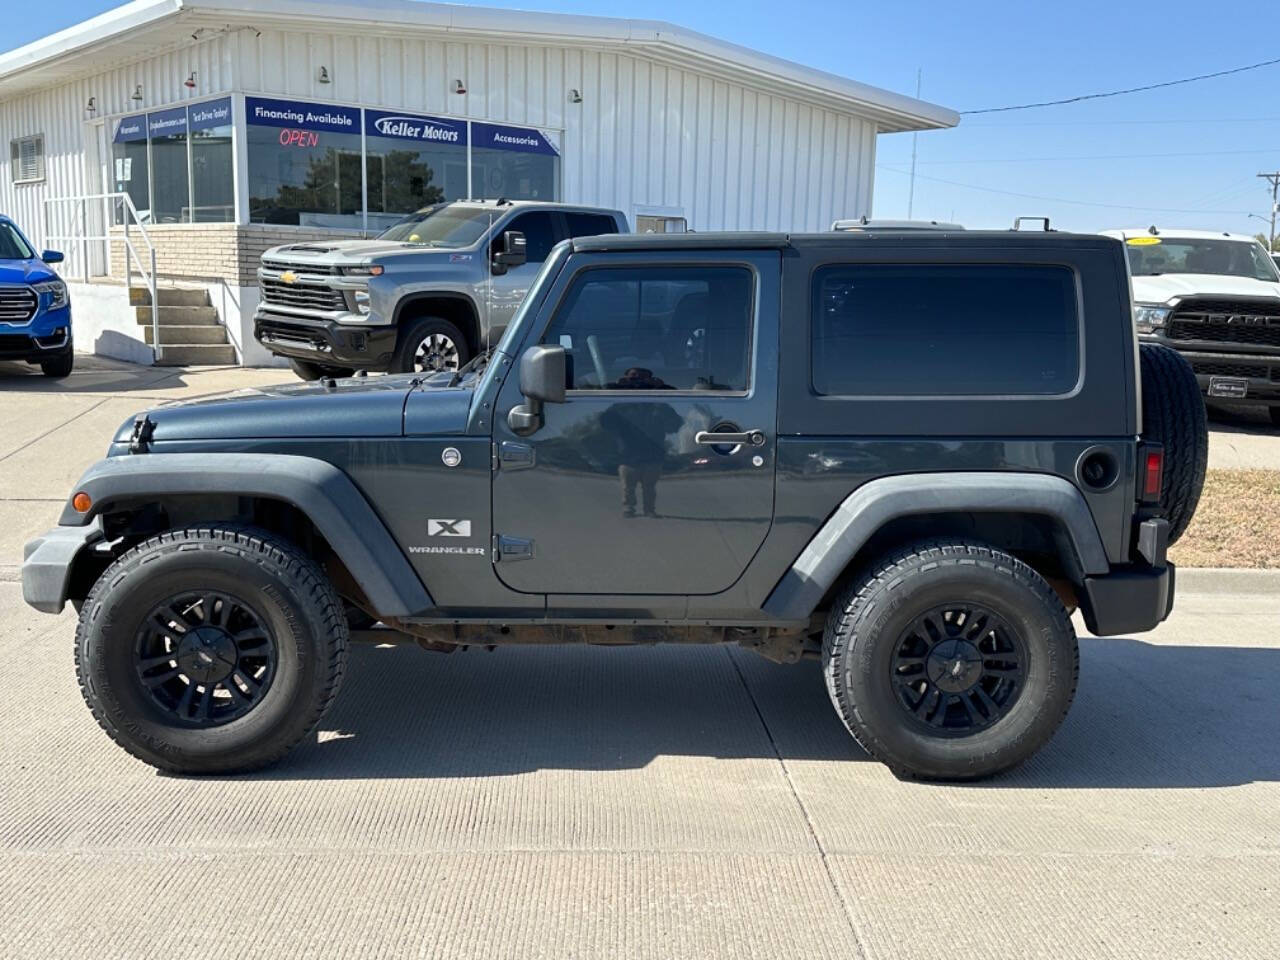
<box><xmin>490</xmin><ymin>250</ymin><xmax>780</xmax><ymax>595</ymax></box>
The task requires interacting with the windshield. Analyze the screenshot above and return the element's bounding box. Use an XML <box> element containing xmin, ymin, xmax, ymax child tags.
<box><xmin>1125</xmin><ymin>237</ymin><xmax>1279</xmax><ymax>282</ymax></box>
<box><xmin>0</xmin><ymin>222</ymin><xmax>34</xmax><ymax>260</ymax></box>
<box><xmin>376</xmin><ymin>204</ymin><xmax>495</xmax><ymax>247</ymax></box>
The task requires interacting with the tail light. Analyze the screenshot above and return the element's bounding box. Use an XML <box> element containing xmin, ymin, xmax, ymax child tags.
<box><xmin>1139</xmin><ymin>444</ymin><xmax>1164</xmax><ymax>503</ymax></box>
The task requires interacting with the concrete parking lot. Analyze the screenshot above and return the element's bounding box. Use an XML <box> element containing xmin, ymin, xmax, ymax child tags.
<box><xmin>2</xmin><ymin>356</ymin><xmax>1278</xmax><ymax>958</ymax></box>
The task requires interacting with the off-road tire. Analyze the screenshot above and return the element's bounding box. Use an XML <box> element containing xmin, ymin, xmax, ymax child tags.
<box><xmin>289</xmin><ymin>358</ymin><xmax>355</xmax><ymax>381</ymax></box>
<box><xmin>822</xmin><ymin>540</ymin><xmax>1079</xmax><ymax>781</ymax></box>
<box><xmin>39</xmin><ymin>348</ymin><xmax>74</xmax><ymax>378</ymax></box>
<box><xmin>1139</xmin><ymin>342</ymin><xmax>1208</xmax><ymax>544</ymax></box>
<box><xmin>391</xmin><ymin>316</ymin><xmax>470</xmax><ymax>374</ymax></box>
<box><xmin>75</xmin><ymin>525</ymin><xmax>348</xmax><ymax>774</ymax></box>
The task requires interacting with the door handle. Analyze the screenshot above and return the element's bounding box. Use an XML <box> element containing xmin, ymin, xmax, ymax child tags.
<box><xmin>694</xmin><ymin>429</ymin><xmax>766</xmax><ymax>447</ymax></box>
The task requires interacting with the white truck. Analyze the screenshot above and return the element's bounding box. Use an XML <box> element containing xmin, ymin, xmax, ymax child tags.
<box><xmin>1103</xmin><ymin>227</ymin><xmax>1280</xmax><ymax>426</ymax></box>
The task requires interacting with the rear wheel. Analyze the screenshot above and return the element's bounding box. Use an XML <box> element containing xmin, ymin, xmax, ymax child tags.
<box><xmin>75</xmin><ymin>525</ymin><xmax>348</xmax><ymax>774</ymax></box>
<box><xmin>822</xmin><ymin>540</ymin><xmax>1078</xmax><ymax>781</ymax></box>
<box><xmin>289</xmin><ymin>358</ymin><xmax>355</xmax><ymax>381</ymax></box>
<box><xmin>392</xmin><ymin>317</ymin><xmax>469</xmax><ymax>375</ymax></box>
<box><xmin>1138</xmin><ymin>343</ymin><xmax>1207</xmax><ymax>543</ymax></box>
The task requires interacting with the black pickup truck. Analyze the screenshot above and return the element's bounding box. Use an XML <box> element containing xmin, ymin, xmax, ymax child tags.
<box><xmin>24</xmin><ymin>228</ymin><xmax>1207</xmax><ymax>781</ymax></box>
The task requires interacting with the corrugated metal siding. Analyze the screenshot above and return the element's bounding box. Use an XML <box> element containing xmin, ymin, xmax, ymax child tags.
<box><xmin>2</xmin><ymin>27</ymin><xmax>876</xmax><ymax>247</ymax></box>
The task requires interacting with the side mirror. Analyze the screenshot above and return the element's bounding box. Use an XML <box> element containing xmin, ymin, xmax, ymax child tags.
<box><xmin>508</xmin><ymin>344</ymin><xmax>566</xmax><ymax>435</ymax></box>
<box><xmin>492</xmin><ymin>230</ymin><xmax>527</xmax><ymax>275</ymax></box>
<box><xmin>41</xmin><ymin>249</ymin><xmax>64</xmax><ymax>264</ymax></box>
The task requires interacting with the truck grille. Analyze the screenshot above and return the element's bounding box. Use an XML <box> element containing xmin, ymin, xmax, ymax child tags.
<box><xmin>259</xmin><ymin>259</ymin><xmax>346</xmax><ymax>312</ymax></box>
<box><xmin>1167</xmin><ymin>298</ymin><xmax>1280</xmax><ymax>349</ymax></box>
<box><xmin>1190</xmin><ymin>360</ymin><xmax>1270</xmax><ymax>379</ymax></box>
<box><xmin>0</xmin><ymin>286</ymin><xmax>37</xmax><ymax>323</ymax></box>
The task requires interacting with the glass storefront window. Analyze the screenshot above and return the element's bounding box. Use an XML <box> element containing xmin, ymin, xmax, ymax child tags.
<box><xmin>363</xmin><ymin>109</ymin><xmax>468</xmax><ymax>232</ymax></box>
<box><xmin>470</xmin><ymin>122</ymin><xmax>560</xmax><ymax>201</ymax></box>
<box><xmin>111</xmin><ymin>114</ymin><xmax>149</xmax><ymax>224</ymax></box>
<box><xmin>148</xmin><ymin>107</ymin><xmax>189</xmax><ymax>224</ymax></box>
<box><xmin>189</xmin><ymin>98</ymin><xmax>234</xmax><ymax>223</ymax></box>
<box><xmin>245</xmin><ymin>96</ymin><xmax>364</xmax><ymax>228</ymax></box>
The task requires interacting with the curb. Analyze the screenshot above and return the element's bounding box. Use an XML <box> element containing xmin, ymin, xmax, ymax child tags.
<box><xmin>1175</xmin><ymin>567</ymin><xmax>1280</xmax><ymax>595</ymax></box>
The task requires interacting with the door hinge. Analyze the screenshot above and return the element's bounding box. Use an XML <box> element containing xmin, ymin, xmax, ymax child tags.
<box><xmin>491</xmin><ymin>441</ymin><xmax>499</xmax><ymax>472</ymax></box>
<box><xmin>492</xmin><ymin>534</ymin><xmax>534</xmax><ymax>562</ymax></box>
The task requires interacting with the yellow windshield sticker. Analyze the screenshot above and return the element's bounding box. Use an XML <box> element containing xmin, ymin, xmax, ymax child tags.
<box><xmin>1126</xmin><ymin>236</ymin><xmax>1162</xmax><ymax>246</ymax></box>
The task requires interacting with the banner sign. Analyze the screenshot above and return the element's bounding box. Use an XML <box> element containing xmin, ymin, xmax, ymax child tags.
<box><xmin>188</xmin><ymin>97</ymin><xmax>232</xmax><ymax>132</ymax></box>
<box><xmin>365</xmin><ymin>108</ymin><xmax>467</xmax><ymax>146</ymax></box>
<box><xmin>147</xmin><ymin>106</ymin><xmax>188</xmax><ymax>138</ymax></box>
<box><xmin>113</xmin><ymin>114</ymin><xmax>147</xmax><ymax>143</ymax></box>
<box><xmin>245</xmin><ymin>96</ymin><xmax>360</xmax><ymax>134</ymax></box>
<box><xmin>471</xmin><ymin>121</ymin><xmax>559</xmax><ymax>156</ymax></box>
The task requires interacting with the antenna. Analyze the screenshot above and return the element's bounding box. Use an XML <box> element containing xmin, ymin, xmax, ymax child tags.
<box><xmin>486</xmin><ymin>212</ymin><xmax>494</xmax><ymax>355</ymax></box>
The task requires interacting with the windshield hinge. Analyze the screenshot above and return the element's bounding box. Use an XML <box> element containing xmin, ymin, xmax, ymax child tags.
<box><xmin>491</xmin><ymin>441</ymin><xmax>499</xmax><ymax>472</ymax></box>
<box><xmin>129</xmin><ymin>415</ymin><xmax>155</xmax><ymax>454</ymax></box>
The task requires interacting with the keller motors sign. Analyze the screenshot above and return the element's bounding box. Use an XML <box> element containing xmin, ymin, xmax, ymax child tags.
<box><xmin>365</xmin><ymin>108</ymin><xmax>468</xmax><ymax>146</ymax></box>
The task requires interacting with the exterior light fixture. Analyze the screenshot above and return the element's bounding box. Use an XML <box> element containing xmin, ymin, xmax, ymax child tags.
<box><xmin>453</xmin><ymin>78</ymin><xmax>466</xmax><ymax>95</ymax></box>
<box><xmin>184</xmin><ymin>71</ymin><xmax>197</xmax><ymax>89</ymax></box>
<box><xmin>84</xmin><ymin>96</ymin><xmax>97</xmax><ymax>116</ymax></box>
<box><xmin>317</xmin><ymin>65</ymin><xmax>330</xmax><ymax>84</ymax></box>
<box><xmin>131</xmin><ymin>84</ymin><xmax>143</xmax><ymax>101</ymax></box>
<box><xmin>568</xmin><ymin>88</ymin><xmax>583</xmax><ymax>104</ymax></box>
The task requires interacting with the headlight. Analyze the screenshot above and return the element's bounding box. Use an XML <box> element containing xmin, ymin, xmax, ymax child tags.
<box><xmin>353</xmin><ymin>290</ymin><xmax>371</xmax><ymax>315</ymax></box>
<box><xmin>342</xmin><ymin>264</ymin><xmax>383</xmax><ymax>277</ymax></box>
<box><xmin>1133</xmin><ymin>303</ymin><xmax>1171</xmax><ymax>335</ymax></box>
<box><xmin>33</xmin><ymin>280</ymin><xmax>68</xmax><ymax>310</ymax></box>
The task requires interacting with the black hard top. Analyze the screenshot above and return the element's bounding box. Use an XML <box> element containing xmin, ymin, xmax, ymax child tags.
<box><xmin>572</xmin><ymin>230</ymin><xmax>1121</xmax><ymax>252</ymax></box>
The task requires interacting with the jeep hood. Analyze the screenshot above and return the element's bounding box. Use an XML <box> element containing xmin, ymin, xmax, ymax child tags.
<box><xmin>113</xmin><ymin>372</ymin><xmax>475</xmax><ymax>444</ymax></box>
<box><xmin>1131</xmin><ymin>272</ymin><xmax>1280</xmax><ymax>304</ymax></box>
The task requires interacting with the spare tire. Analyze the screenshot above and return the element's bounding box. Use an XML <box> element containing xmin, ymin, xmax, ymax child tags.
<box><xmin>1139</xmin><ymin>343</ymin><xmax>1208</xmax><ymax>544</ymax></box>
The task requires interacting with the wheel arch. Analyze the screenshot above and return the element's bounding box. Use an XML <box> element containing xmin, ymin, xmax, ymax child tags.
<box><xmin>392</xmin><ymin>292</ymin><xmax>481</xmax><ymax>357</ymax></box>
<box><xmin>763</xmin><ymin>472</ymin><xmax>1110</xmax><ymax>622</ymax></box>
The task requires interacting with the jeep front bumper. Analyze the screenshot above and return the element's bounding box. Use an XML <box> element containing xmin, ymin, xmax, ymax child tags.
<box><xmin>22</xmin><ymin>520</ymin><xmax>104</xmax><ymax>614</ymax></box>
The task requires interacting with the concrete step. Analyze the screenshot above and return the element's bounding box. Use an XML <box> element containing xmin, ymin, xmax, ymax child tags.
<box><xmin>135</xmin><ymin>305</ymin><xmax>220</xmax><ymax>325</ymax></box>
<box><xmin>143</xmin><ymin>325</ymin><xmax>229</xmax><ymax>346</ymax></box>
<box><xmin>153</xmin><ymin>343</ymin><xmax>238</xmax><ymax>366</ymax></box>
<box><xmin>129</xmin><ymin>286</ymin><xmax>210</xmax><ymax>307</ymax></box>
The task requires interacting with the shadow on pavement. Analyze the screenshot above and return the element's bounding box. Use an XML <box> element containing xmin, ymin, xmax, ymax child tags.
<box><xmin>257</xmin><ymin>636</ymin><xmax>1279</xmax><ymax>789</ymax></box>
<box><xmin>0</xmin><ymin>355</ymin><xmax>185</xmax><ymax>394</ymax></box>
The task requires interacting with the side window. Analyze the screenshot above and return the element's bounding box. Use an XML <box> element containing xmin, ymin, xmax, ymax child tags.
<box><xmin>543</xmin><ymin>266</ymin><xmax>753</xmax><ymax>391</ymax></box>
<box><xmin>564</xmin><ymin>212</ymin><xmax>618</xmax><ymax>239</ymax></box>
<box><xmin>811</xmin><ymin>263</ymin><xmax>1079</xmax><ymax>397</ymax></box>
<box><xmin>501</xmin><ymin>212</ymin><xmax>560</xmax><ymax>263</ymax></box>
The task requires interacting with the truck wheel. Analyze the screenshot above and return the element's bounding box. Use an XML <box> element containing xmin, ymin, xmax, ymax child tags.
<box><xmin>1139</xmin><ymin>343</ymin><xmax>1207</xmax><ymax>544</ymax></box>
<box><xmin>40</xmin><ymin>349</ymin><xmax>74</xmax><ymax>378</ymax></box>
<box><xmin>289</xmin><ymin>358</ymin><xmax>354</xmax><ymax>381</ymax></box>
<box><xmin>822</xmin><ymin>540</ymin><xmax>1078</xmax><ymax>781</ymax></box>
<box><xmin>75</xmin><ymin>525</ymin><xmax>348</xmax><ymax>774</ymax></box>
<box><xmin>1270</xmin><ymin>407</ymin><xmax>1280</xmax><ymax>429</ymax></box>
<box><xmin>392</xmin><ymin>317</ymin><xmax>470</xmax><ymax>374</ymax></box>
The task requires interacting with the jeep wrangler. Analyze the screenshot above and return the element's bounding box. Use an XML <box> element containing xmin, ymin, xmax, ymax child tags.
<box><xmin>253</xmin><ymin>199</ymin><xmax>627</xmax><ymax>380</ymax></box>
<box><xmin>24</xmin><ymin>229</ymin><xmax>1208</xmax><ymax>781</ymax></box>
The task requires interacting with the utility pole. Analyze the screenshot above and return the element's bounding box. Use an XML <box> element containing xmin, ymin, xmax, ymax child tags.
<box><xmin>907</xmin><ymin>68</ymin><xmax>921</xmax><ymax>219</ymax></box>
<box><xmin>1259</xmin><ymin>172</ymin><xmax>1280</xmax><ymax>251</ymax></box>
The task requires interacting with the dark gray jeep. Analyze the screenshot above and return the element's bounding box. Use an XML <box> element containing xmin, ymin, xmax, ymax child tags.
<box><xmin>23</xmin><ymin>229</ymin><xmax>1208</xmax><ymax>781</ymax></box>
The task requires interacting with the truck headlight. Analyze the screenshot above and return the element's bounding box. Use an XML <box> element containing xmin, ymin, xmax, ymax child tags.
<box><xmin>1133</xmin><ymin>303</ymin><xmax>1170</xmax><ymax>335</ymax></box>
<box><xmin>33</xmin><ymin>280</ymin><xmax>68</xmax><ymax>310</ymax></box>
<box><xmin>342</xmin><ymin>264</ymin><xmax>384</xmax><ymax>277</ymax></box>
<box><xmin>353</xmin><ymin>290</ymin><xmax>371</xmax><ymax>315</ymax></box>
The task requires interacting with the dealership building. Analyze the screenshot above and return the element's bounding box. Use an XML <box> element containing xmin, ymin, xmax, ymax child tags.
<box><xmin>0</xmin><ymin>0</ymin><xmax>957</xmax><ymax>365</ymax></box>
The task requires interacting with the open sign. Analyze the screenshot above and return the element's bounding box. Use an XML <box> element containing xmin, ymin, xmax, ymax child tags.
<box><xmin>278</xmin><ymin>128</ymin><xmax>319</xmax><ymax>148</ymax></box>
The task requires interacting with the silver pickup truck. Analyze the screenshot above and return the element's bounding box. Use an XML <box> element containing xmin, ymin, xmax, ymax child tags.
<box><xmin>254</xmin><ymin>200</ymin><xmax>628</xmax><ymax>379</ymax></box>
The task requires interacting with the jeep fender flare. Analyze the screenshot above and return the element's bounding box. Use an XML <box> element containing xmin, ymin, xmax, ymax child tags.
<box><xmin>762</xmin><ymin>472</ymin><xmax>1110</xmax><ymax>622</ymax></box>
<box><xmin>47</xmin><ymin>453</ymin><xmax>433</xmax><ymax>618</ymax></box>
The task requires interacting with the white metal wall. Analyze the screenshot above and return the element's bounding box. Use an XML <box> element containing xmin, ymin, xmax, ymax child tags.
<box><xmin>1</xmin><ymin>26</ymin><xmax>877</xmax><ymax>247</ymax></box>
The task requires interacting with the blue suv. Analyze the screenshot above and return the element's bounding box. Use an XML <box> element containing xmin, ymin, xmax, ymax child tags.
<box><xmin>0</xmin><ymin>216</ymin><xmax>72</xmax><ymax>378</ymax></box>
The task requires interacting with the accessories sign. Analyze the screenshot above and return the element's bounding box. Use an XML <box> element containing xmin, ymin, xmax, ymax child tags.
<box><xmin>472</xmin><ymin>121</ymin><xmax>560</xmax><ymax>156</ymax></box>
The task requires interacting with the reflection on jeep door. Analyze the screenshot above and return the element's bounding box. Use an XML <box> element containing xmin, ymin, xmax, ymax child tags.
<box><xmin>491</xmin><ymin>252</ymin><xmax>781</xmax><ymax>595</ymax></box>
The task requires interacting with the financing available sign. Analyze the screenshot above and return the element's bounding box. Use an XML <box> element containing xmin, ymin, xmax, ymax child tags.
<box><xmin>365</xmin><ymin>109</ymin><xmax>467</xmax><ymax>146</ymax></box>
<box><xmin>245</xmin><ymin>96</ymin><xmax>360</xmax><ymax>133</ymax></box>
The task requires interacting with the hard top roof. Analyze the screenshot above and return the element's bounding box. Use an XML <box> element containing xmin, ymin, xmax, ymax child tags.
<box><xmin>571</xmin><ymin>230</ymin><xmax>1121</xmax><ymax>253</ymax></box>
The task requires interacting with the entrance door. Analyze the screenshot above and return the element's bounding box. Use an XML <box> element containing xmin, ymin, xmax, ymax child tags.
<box><xmin>491</xmin><ymin>252</ymin><xmax>779</xmax><ymax>595</ymax></box>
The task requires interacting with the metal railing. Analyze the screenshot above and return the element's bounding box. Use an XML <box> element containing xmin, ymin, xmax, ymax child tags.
<box><xmin>43</xmin><ymin>192</ymin><xmax>160</xmax><ymax>362</ymax></box>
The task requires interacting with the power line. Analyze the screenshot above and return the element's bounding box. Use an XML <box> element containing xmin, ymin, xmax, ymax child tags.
<box><xmin>913</xmin><ymin>146</ymin><xmax>1280</xmax><ymax>166</ymax></box>
<box><xmin>875</xmin><ymin>164</ymin><xmax>1256</xmax><ymax>215</ymax></box>
<box><xmin>963</xmin><ymin>115</ymin><xmax>1280</xmax><ymax>128</ymax></box>
<box><xmin>960</xmin><ymin>57</ymin><xmax>1280</xmax><ymax>114</ymax></box>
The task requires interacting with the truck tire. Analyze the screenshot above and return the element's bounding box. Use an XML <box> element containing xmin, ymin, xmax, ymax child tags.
<box><xmin>40</xmin><ymin>348</ymin><xmax>74</xmax><ymax>378</ymax></box>
<box><xmin>1139</xmin><ymin>342</ymin><xmax>1208</xmax><ymax>544</ymax></box>
<box><xmin>289</xmin><ymin>358</ymin><xmax>355</xmax><ymax>381</ymax></box>
<box><xmin>75</xmin><ymin>525</ymin><xmax>348</xmax><ymax>774</ymax></box>
<box><xmin>1270</xmin><ymin>407</ymin><xmax>1280</xmax><ymax>429</ymax></box>
<box><xmin>822</xmin><ymin>540</ymin><xmax>1078</xmax><ymax>781</ymax></box>
<box><xmin>392</xmin><ymin>316</ymin><xmax>470</xmax><ymax>374</ymax></box>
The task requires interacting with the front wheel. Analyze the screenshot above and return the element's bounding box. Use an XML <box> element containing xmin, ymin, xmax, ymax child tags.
<box><xmin>40</xmin><ymin>348</ymin><xmax>74</xmax><ymax>378</ymax></box>
<box><xmin>75</xmin><ymin>526</ymin><xmax>348</xmax><ymax>774</ymax></box>
<box><xmin>391</xmin><ymin>317</ymin><xmax>469</xmax><ymax>374</ymax></box>
<box><xmin>822</xmin><ymin>540</ymin><xmax>1078</xmax><ymax>781</ymax></box>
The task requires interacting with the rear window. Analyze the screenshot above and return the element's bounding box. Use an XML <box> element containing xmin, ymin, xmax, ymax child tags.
<box><xmin>811</xmin><ymin>263</ymin><xmax>1080</xmax><ymax>397</ymax></box>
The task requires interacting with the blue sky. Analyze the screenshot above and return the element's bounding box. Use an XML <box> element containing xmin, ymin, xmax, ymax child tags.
<box><xmin>7</xmin><ymin>0</ymin><xmax>1280</xmax><ymax>235</ymax></box>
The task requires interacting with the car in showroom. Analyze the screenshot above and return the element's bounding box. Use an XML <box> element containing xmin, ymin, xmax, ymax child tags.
<box><xmin>1103</xmin><ymin>227</ymin><xmax>1280</xmax><ymax>426</ymax></box>
<box><xmin>0</xmin><ymin>215</ymin><xmax>72</xmax><ymax>377</ymax></box>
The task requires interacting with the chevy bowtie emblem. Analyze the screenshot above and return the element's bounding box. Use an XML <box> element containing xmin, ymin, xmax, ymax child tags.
<box><xmin>280</xmin><ymin>270</ymin><xmax>297</xmax><ymax>284</ymax></box>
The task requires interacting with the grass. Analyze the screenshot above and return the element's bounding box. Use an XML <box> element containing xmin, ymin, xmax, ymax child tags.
<box><xmin>1169</xmin><ymin>469</ymin><xmax>1280</xmax><ymax>568</ymax></box>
